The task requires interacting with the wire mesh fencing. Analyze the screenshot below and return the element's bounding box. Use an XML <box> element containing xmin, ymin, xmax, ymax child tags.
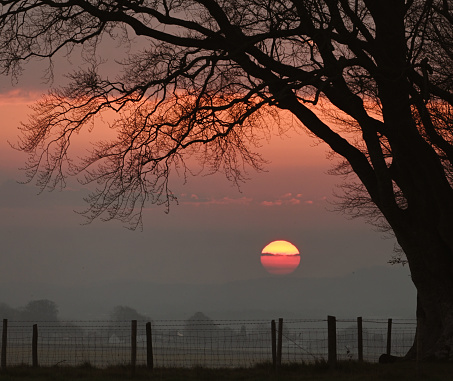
<box><xmin>334</xmin><ymin>318</ymin><xmax>416</xmax><ymax>362</ymax></box>
<box><xmin>1</xmin><ymin>317</ymin><xmax>416</xmax><ymax>369</ymax></box>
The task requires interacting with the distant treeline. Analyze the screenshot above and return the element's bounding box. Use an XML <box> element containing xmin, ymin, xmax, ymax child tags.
<box><xmin>0</xmin><ymin>300</ymin><xmax>231</xmax><ymax>336</ymax></box>
<box><xmin>0</xmin><ymin>299</ymin><xmax>59</xmax><ymax>321</ymax></box>
<box><xmin>0</xmin><ymin>300</ymin><xmax>151</xmax><ymax>322</ymax></box>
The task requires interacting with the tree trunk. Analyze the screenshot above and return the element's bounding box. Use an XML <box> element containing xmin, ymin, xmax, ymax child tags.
<box><xmin>397</xmin><ymin>224</ymin><xmax>453</xmax><ymax>360</ymax></box>
<box><xmin>407</xmin><ymin>287</ymin><xmax>453</xmax><ymax>361</ymax></box>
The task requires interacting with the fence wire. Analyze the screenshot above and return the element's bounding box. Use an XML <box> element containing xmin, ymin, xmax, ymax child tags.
<box><xmin>1</xmin><ymin>318</ymin><xmax>416</xmax><ymax>368</ymax></box>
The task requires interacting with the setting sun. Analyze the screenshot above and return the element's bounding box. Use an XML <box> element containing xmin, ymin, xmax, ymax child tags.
<box><xmin>261</xmin><ymin>240</ymin><xmax>300</xmax><ymax>275</ymax></box>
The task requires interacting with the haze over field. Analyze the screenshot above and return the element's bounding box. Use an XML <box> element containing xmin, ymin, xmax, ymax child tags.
<box><xmin>0</xmin><ymin>46</ymin><xmax>414</xmax><ymax>323</ymax></box>
<box><xmin>0</xmin><ymin>267</ymin><xmax>414</xmax><ymax>321</ymax></box>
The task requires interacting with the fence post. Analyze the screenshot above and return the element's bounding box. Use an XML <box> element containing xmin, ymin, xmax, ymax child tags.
<box><xmin>1</xmin><ymin>319</ymin><xmax>7</xmax><ymax>370</ymax></box>
<box><xmin>271</xmin><ymin>320</ymin><xmax>276</xmax><ymax>369</ymax></box>
<box><xmin>32</xmin><ymin>324</ymin><xmax>38</xmax><ymax>368</ymax></box>
<box><xmin>357</xmin><ymin>317</ymin><xmax>363</xmax><ymax>362</ymax></box>
<box><xmin>386</xmin><ymin>318</ymin><xmax>392</xmax><ymax>355</ymax></box>
<box><xmin>327</xmin><ymin>316</ymin><xmax>337</xmax><ymax>367</ymax></box>
<box><xmin>146</xmin><ymin>322</ymin><xmax>153</xmax><ymax>370</ymax></box>
<box><xmin>131</xmin><ymin>320</ymin><xmax>137</xmax><ymax>376</ymax></box>
<box><xmin>416</xmin><ymin>316</ymin><xmax>422</xmax><ymax>376</ymax></box>
<box><xmin>277</xmin><ymin>318</ymin><xmax>283</xmax><ymax>368</ymax></box>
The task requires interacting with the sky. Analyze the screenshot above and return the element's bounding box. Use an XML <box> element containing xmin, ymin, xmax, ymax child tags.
<box><xmin>0</xmin><ymin>40</ymin><xmax>416</xmax><ymax>320</ymax></box>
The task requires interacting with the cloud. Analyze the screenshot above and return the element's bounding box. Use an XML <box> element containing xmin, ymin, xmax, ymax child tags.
<box><xmin>179</xmin><ymin>191</ymin><xmax>320</xmax><ymax>208</ymax></box>
<box><xmin>181</xmin><ymin>195</ymin><xmax>253</xmax><ymax>206</ymax></box>
<box><xmin>0</xmin><ymin>89</ymin><xmax>41</xmax><ymax>104</ymax></box>
<box><xmin>206</xmin><ymin>196</ymin><xmax>253</xmax><ymax>205</ymax></box>
<box><xmin>260</xmin><ymin>200</ymin><xmax>280</xmax><ymax>207</ymax></box>
<box><xmin>259</xmin><ymin>192</ymin><xmax>309</xmax><ymax>206</ymax></box>
<box><xmin>260</xmin><ymin>198</ymin><xmax>301</xmax><ymax>207</ymax></box>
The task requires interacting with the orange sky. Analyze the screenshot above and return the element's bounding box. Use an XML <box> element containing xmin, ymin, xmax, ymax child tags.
<box><xmin>0</xmin><ymin>88</ymin><xmax>329</xmax><ymax>168</ymax></box>
<box><xmin>0</xmin><ymin>82</ymin><xmax>400</xmax><ymax>290</ymax></box>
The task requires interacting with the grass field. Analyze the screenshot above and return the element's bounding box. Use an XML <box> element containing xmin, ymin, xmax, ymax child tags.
<box><xmin>1</xmin><ymin>361</ymin><xmax>453</xmax><ymax>381</ymax></box>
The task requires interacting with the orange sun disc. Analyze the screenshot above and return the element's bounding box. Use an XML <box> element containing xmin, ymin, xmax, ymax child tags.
<box><xmin>261</xmin><ymin>240</ymin><xmax>300</xmax><ymax>275</ymax></box>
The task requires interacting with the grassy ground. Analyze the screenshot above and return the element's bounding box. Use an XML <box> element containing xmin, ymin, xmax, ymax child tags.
<box><xmin>0</xmin><ymin>361</ymin><xmax>452</xmax><ymax>381</ymax></box>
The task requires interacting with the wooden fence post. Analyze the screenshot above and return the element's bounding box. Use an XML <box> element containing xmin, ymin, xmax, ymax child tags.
<box><xmin>32</xmin><ymin>324</ymin><xmax>38</xmax><ymax>368</ymax></box>
<box><xmin>271</xmin><ymin>320</ymin><xmax>276</xmax><ymax>369</ymax></box>
<box><xmin>416</xmin><ymin>316</ymin><xmax>422</xmax><ymax>376</ymax></box>
<box><xmin>1</xmin><ymin>319</ymin><xmax>7</xmax><ymax>370</ymax></box>
<box><xmin>277</xmin><ymin>318</ymin><xmax>283</xmax><ymax>368</ymax></box>
<box><xmin>327</xmin><ymin>316</ymin><xmax>337</xmax><ymax>367</ymax></box>
<box><xmin>357</xmin><ymin>317</ymin><xmax>363</xmax><ymax>362</ymax></box>
<box><xmin>386</xmin><ymin>319</ymin><xmax>392</xmax><ymax>355</ymax></box>
<box><xmin>146</xmin><ymin>322</ymin><xmax>153</xmax><ymax>370</ymax></box>
<box><xmin>131</xmin><ymin>320</ymin><xmax>137</xmax><ymax>376</ymax></box>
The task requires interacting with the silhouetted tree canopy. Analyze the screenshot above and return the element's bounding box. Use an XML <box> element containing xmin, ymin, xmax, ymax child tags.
<box><xmin>184</xmin><ymin>311</ymin><xmax>218</xmax><ymax>338</ymax></box>
<box><xmin>2</xmin><ymin>0</ymin><xmax>453</xmax><ymax>360</ymax></box>
<box><xmin>110</xmin><ymin>305</ymin><xmax>149</xmax><ymax>321</ymax></box>
<box><xmin>21</xmin><ymin>299</ymin><xmax>59</xmax><ymax>321</ymax></box>
<box><xmin>0</xmin><ymin>302</ymin><xmax>20</xmax><ymax>320</ymax></box>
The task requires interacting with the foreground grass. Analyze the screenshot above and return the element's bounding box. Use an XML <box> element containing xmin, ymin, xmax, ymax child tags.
<box><xmin>1</xmin><ymin>361</ymin><xmax>453</xmax><ymax>381</ymax></box>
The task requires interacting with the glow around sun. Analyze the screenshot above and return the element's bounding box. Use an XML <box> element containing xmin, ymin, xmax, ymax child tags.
<box><xmin>260</xmin><ymin>240</ymin><xmax>300</xmax><ymax>275</ymax></box>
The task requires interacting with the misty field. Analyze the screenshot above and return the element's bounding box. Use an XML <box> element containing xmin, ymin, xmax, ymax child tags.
<box><xmin>1</xmin><ymin>362</ymin><xmax>453</xmax><ymax>381</ymax></box>
<box><xmin>6</xmin><ymin>318</ymin><xmax>448</xmax><ymax>379</ymax></box>
<box><xmin>2</xmin><ymin>318</ymin><xmax>416</xmax><ymax>368</ymax></box>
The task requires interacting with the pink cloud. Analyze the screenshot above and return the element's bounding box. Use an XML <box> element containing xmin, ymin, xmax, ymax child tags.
<box><xmin>206</xmin><ymin>196</ymin><xmax>252</xmax><ymax>205</ymax></box>
<box><xmin>260</xmin><ymin>200</ymin><xmax>283</xmax><ymax>206</ymax></box>
<box><xmin>261</xmin><ymin>199</ymin><xmax>297</xmax><ymax>207</ymax></box>
<box><xmin>0</xmin><ymin>89</ymin><xmax>41</xmax><ymax>104</ymax></box>
<box><xmin>182</xmin><ymin>195</ymin><xmax>253</xmax><ymax>206</ymax></box>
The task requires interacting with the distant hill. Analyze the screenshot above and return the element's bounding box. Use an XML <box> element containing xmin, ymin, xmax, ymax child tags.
<box><xmin>0</xmin><ymin>266</ymin><xmax>415</xmax><ymax>320</ymax></box>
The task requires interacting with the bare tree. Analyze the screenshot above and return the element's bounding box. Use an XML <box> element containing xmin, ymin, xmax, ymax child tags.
<box><xmin>110</xmin><ymin>305</ymin><xmax>149</xmax><ymax>321</ymax></box>
<box><xmin>2</xmin><ymin>0</ymin><xmax>453</xmax><ymax>359</ymax></box>
<box><xmin>184</xmin><ymin>311</ymin><xmax>218</xmax><ymax>340</ymax></box>
<box><xmin>21</xmin><ymin>299</ymin><xmax>59</xmax><ymax>322</ymax></box>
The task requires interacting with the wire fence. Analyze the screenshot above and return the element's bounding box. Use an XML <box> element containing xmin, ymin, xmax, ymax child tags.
<box><xmin>1</xmin><ymin>317</ymin><xmax>416</xmax><ymax>368</ymax></box>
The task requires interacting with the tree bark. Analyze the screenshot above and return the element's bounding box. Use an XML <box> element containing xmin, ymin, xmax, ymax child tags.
<box><xmin>397</xmin><ymin>224</ymin><xmax>453</xmax><ymax>360</ymax></box>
